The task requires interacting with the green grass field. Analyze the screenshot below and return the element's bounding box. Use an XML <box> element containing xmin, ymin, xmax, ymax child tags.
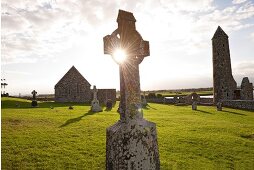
<box><xmin>1</xmin><ymin>97</ymin><xmax>254</xmax><ymax>169</ymax></box>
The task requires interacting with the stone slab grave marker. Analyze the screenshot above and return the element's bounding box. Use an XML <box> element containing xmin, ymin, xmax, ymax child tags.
<box><xmin>91</xmin><ymin>85</ymin><xmax>102</xmax><ymax>112</ymax></box>
<box><xmin>31</xmin><ymin>90</ymin><xmax>38</xmax><ymax>107</ymax></box>
<box><xmin>142</xmin><ymin>91</ymin><xmax>148</xmax><ymax>107</ymax></box>
<box><xmin>217</xmin><ymin>102</ymin><xmax>222</xmax><ymax>111</ymax></box>
<box><xmin>104</xmin><ymin>9</ymin><xmax>160</xmax><ymax>169</ymax></box>
<box><xmin>192</xmin><ymin>101</ymin><xmax>197</xmax><ymax>110</ymax></box>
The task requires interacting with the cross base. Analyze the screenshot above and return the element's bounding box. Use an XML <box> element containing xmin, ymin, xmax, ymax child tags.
<box><xmin>91</xmin><ymin>99</ymin><xmax>102</xmax><ymax>112</ymax></box>
<box><xmin>106</xmin><ymin>118</ymin><xmax>160</xmax><ymax>170</ymax></box>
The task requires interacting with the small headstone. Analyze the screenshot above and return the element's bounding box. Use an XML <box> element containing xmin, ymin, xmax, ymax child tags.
<box><xmin>106</xmin><ymin>99</ymin><xmax>113</xmax><ymax>110</ymax></box>
<box><xmin>173</xmin><ymin>96</ymin><xmax>179</xmax><ymax>104</ymax></box>
<box><xmin>192</xmin><ymin>101</ymin><xmax>197</xmax><ymax>110</ymax></box>
<box><xmin>69</xmin><ymin>106</ymin><xmax>73</xmax><ymax>110</ymax></box>
<box><xmin>142</xmin><ymin>91</ymin><xmax>147</xmax><ymax>107</ymax></box>
<box><xmin>91</xmin><ymin>85</ymin><xmax>102</xmax><ymax>112</ymax></box>
<box><xmin>217</xmin><ymin>102</ymin><xmax>222</xmax><ymax>111</ymax></box>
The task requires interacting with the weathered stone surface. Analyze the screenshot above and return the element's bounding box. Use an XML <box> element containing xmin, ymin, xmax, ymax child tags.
<box><xmin>222</xmin><ymin>100</ymin><xmax>254</xmax><ymax>111</ymax></box>
<box><xmin>55</xmin><ymin>66</ymin><xmax>91</xmax><ymax>103</ymax></box>
<box><xmin>97</xmin><ymin>89</ymin><xmax>116</xmax><ymax>105</ymax></box>
<box><xmin>91</xmin><ymin>85</ymin><xmax>102</xmax><ymax>112</ymax></box>
<box><xmin>54</xmin><ymin>66</ymin><xmax>116</xmax><ymax>103</ymax></box>
<box><xmin>192</xmin><ymin>101</ymin><xmax>197</xmax><ymax>110</ymax></box>
<box><xmin>212</xmin><ymin>26</ymin><xmax>237</xmax><ymax>103</ymax></box>
<box><xmin>142</xmin><ymin>92</ymin><xmax>148</xmax><ymax>107</ymax></box>
<box><xmin>106</xmin><ymin>119</ymin><xmax>160</xmax><ymax>170</ymax></box>
<box><xmin>185</xmin><ymin>92</ymin><xmax>200</xmax><ymax>104</ymax></box>
<box><xmin>104</xmin><ymin>9</ymin><xmax>160</xmax><ymax>169</ymax></box>
<box><xmin>217</xmin><ymin>102</ymin><xmax>222</xmax><ymax>111</ymax></box>
<box><xmin>240</xmin><ymin>77</ymin><xmax>253</xmax><ymax>100</ymax></box>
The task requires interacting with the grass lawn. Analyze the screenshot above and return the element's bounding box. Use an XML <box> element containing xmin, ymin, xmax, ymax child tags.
<box><xmin>1</xmin><ymin>97</ymin><xmax>254</xmax><ymax>169</ymax></box>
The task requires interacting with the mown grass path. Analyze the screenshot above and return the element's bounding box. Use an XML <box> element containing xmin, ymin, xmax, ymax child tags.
<box><xmin>1</xmin><ymin>97</ymin><xmax>254</xmax><ymax>169</ymax></box>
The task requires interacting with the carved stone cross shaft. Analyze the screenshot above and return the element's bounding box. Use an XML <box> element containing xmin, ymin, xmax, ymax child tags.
<box><xmin>104</xmin><ymin>9</ymin><xmax>149</xmax><ymax>122</ymax></box>
<box><xmin>92</xmin><ymin>85</ymin><xmax>98</xmax><ymax>100</ymax></box>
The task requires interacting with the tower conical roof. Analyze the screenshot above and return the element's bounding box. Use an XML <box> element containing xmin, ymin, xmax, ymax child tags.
<box><xmin>212</xmin><ymin>26</ymin><xmax>228</xmax><ymax>40</ymax></box>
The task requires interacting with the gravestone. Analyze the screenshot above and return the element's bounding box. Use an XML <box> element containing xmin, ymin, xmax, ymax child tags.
<box><xmin>91</xmin><ymin>85</ymin><xmax>102</xmax><ymax>112</ymax></box>
<box><xmin>106</xmin><ymin>99</ymin><xmax>113</xmax><ymax>110</ymax></box>
<box><xmin>142</xmin><ymin>91</ymin><xmax>148</xmax><ymax>107</ymax></box>
<box><xmin>31</xmin><ymin>90</ymin><xmax>38</xmax><ymax>107</ymax></box>
<box><xmin>192</xmin><ymin>101</ymin><xmax>197</xmax><ymax>110</ymax></box>
<box><xmin>104</xmin><ymin>10</ymin><xmax>160</xmax><ymax>169</ymax></box>
<box><xmin>217</xmin><ymin>102</ymin><xmax>222</xmax><ymax>111</ymax></box>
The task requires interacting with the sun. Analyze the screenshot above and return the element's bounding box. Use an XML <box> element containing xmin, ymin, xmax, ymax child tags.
<box><xmin>113</xmin><ymin>49</ymin><xmax>126</xmax><ymax>64</ymax></box>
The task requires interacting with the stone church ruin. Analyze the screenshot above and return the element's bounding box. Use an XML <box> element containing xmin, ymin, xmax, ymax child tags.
<box><xmin>54</xmin><ymin>66</ymin><xmax>116</xmax><ymax>104</ymax></box>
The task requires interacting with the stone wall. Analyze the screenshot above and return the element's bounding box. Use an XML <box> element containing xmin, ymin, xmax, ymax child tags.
<box><xmin>200</xmin><ymin>98</ymin><xmax>213</xmax><ymax>103</ymax></box>
<box><xmin>146</xmin><ymin>98</ymin><xmax>164</xmax><ymax>104</ymax></box>
<box><xmin>97</xmin><ymin>89</ymin><xmax>116</xmax><ymax>104</ymax></box>
<box><xmin>222</xmin><ymin>100</ymin><xmax>254</xmax><ymax>111</ymax></box>
<box><xmin>147</xmin><ymin>97</ymin><xmax>213</xmax><ymax>105</ymax></box>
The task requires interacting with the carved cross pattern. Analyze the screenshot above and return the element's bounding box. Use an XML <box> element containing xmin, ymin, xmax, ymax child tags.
<box><xmin>103</xmin><ymin>10</ymin><xmax>149</xmax><ymax>65</ymax></box>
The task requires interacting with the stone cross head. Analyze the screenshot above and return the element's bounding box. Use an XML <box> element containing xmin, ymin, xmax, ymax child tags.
<box><xmin>103</xmin><ymin>10</ymin><xmax>149</xmax><ymax>65</ymax></box>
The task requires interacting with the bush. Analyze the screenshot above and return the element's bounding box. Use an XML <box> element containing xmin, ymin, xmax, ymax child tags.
<box><xmin>156</xmin><ymin>94</ymin><xmax>163</xmax><ymax>98</ymax></box>
<box><xmin>147</xmin><ymin>93</ymin><xmax>156</xmax><ymax>98</ymax></box>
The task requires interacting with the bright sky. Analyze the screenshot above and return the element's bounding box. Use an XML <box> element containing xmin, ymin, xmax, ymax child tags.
<box><xmin>1</xmin><ymin>0</ymin><xmax>254</xmax><ymax>95</ymax></box>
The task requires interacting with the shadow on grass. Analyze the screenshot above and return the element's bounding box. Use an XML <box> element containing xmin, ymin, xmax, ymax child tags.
<box><xmin>59</xmin><ymin>110</ymin><xmax>96</xmax><ymax>128</ymax></box>
<box><xmin>143</xmin><ymin>104</ymin><xmax>157</xmax><ymax>110</ymax></box>
<box><xmin>1</xmin><ymin>99</ymin><xmax>90</xmax><ymax>109</ymax></box>
<box><xmin>241</xmin><ymin>134</ymin><xmax>254</xmax><ymax>140</ymax></box>
<box><xmin>222</xmin><ymin>110</ymin><xmax>246</xmax><ymax>116</ymax></box>
<box><xmin>196</xmin><ymin>109</ymin><xmax>213</xmax><ymax>114</ymax></box>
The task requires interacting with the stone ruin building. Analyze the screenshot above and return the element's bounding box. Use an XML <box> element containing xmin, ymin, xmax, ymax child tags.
<box><xmin>212</xmin><ymin>26</ymin><xmax>253</xmax><ymax>103</ymax></box>
<box><xmin>54</xmin><ymin>66</ymin><xmax>116</xmax><ymax>103</ymax></box>
<box><xmin>240</xmin><ymin>77</ymin><xmax>253</xmax><ymax>100</ymax></box>
<box><xmin>184</xmin><ymin>92</ymin><xmax>200</xmax><ymax>104</ymax></box>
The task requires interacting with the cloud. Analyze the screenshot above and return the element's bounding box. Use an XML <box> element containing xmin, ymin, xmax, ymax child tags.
<box><xmin>1</xmin><ymin>0</ymin><xmax>254</xmax><ymax>72</ymax></box>
<box><xmin>232</xmin><ymin>0</ymin><xmax>247</xmax><ymax>4</ymax></box>
<box><xmin>251</xmin><ymin>32</ymin><xmax>254</xmax><ymax>41</ymax></box>
<box><xmin>233</xmin><ymin>61</ymin><xmax>254</xmax><ymax>75</ymax></box>
<box><xmin>233</xmin><ymin>61</ymin><xmax>254</xmax><ymax>84</ymax></box>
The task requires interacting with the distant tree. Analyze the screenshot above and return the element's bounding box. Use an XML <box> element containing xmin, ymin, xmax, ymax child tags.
<box><xmin>156</xmin><ymin>94</ymin><xmax>163</xmax><ymax>98</ymax></box>
<box><xmin>147</xmin><ymin>93</ymin><xmax>156</xmax><ymax>98</ymax></box>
